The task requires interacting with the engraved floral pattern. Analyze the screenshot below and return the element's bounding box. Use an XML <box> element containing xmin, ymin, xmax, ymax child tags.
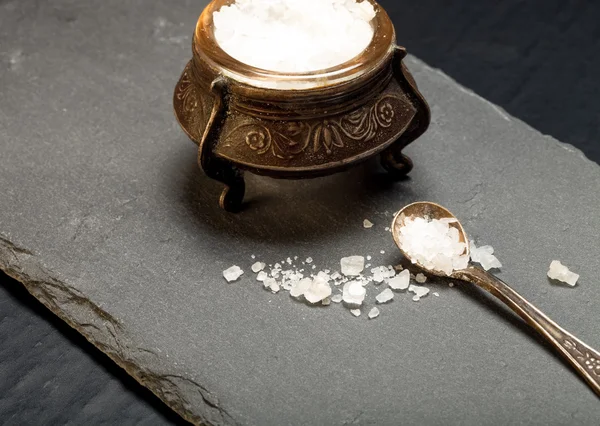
<box><xmin>245</xmin><ymin>129</ymin><xmax>269</xmax><ymax>153</ymax></box>
<box><xmin>564</xmin><ymin>340</ymin><xmax>600</xmax><ymax>376</ymax></box>
<box><xmin>226</xmin><ymin>94</ymin><xmax>405</xmax><ymax>160</ymax></box>
<box><xmin>176</xmin><ymin>67</ymin><xmax>200</xmax><ymax>114</ymax></box>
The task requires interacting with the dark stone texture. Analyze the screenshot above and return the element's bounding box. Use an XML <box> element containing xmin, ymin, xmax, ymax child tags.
<box><xmin>1</xmin><ymin>0</ymin><xmax>600</xmax><ymax>425</ymax></box>
<box><xmin>0</xmin><ymin>272</ymin><xmax>186</xmax><ymax>425</ymax></box>
<box><xmin>380</xmin><ymin>0</ymin><xmax>600</xmax><ymax>164</ymax></box>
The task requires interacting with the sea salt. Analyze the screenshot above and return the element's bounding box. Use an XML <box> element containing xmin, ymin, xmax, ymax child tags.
<box><xmin>470</xmin><ymin>241</ymin><xmax>502</xmax><ymax>271</ymax></box>
<box><xmin>547</xmin><ymin>260</ymin><xmax>579</xmax><ymax>287</ymax></box>
<box><xmin>371</xmin><ymin>266</ymin><xmax>395</xmax><ymax>283</ymax></box>
<box><xmin>305</xmin><ymin>257</ymin><xmax>313</xmax><ymax>264</ymax></box>
<box><xmin>343</xmin><ymin>281</ymin><xmax>367</xmax><ymax>307</ymax></box>
<box><xmin>256</xmin><ymin>271</ymin><xmax>268</xmax><ymax>282</ymax></box>
<box><xmin>375</xmin><ymin>288</ymin><xmax>394</xmax><ymax>304</ymax></box>
<box><xmin>304</xmin><ymin>277</ymin><xmax>333</xmax><ymax>304</ymax></box>
<box><xmin>368</xmin><ymin>307</ymin><xmax>380</xmax><ymax>319</ymax></box>
<box><xmin>263</xmin><ymin>277</ymin><xmax>280</xmax><ymax>293</ymax></box>
<box><xmin>251</xmin><ymin>262</ymin><xmax>266</xmax><ymax>273</ymax></box>
<box><xmin>213</xmin><ymin>0</ymin><xmax>376</xmax><ymax>73</ymax></box>
<box><xmin>350</xmin><ymin>309</ymin><xmax>362</xmax><ymax>317</ymax></box>
<box><xmin>415</xmin><ymin>273</ymin><xmax>427</xmax><ymax>284</ymax></box>
<box><xmin>409</xmin><ymin>284</ymin><xmax>430</xmax><ymax>302</ymax></box>
<box><xmin>290</xmin><ymin>278</ymin><xmax>312</xmax><ymax>299</ymax></box>
<box><xmin>397</xmin><ymin>216</ymin><xmax>469</xmax><ymax>275</ymax></box>
<box><xmin>388</xmin><ymin>269</ymin><xmax>410</xmax><ymax>291</ymax></box>
<box><xmin>363</xmin><ymin>219</ymin><xmax>374</xmax><ymax>229</ymax></box>
<box><xmin>223</xmin><ymin>265</ymin><xmax>244</xmax><ymax>282</ymax></box>
<box><xmin>340</xmin><ymin>256</ymin><xmax>365</xmax><ymax>276</ymax></box>
<box><xmin>331</xmin><ymin>294</ymin><xmax>343</xmax><ymax>304</ymax></box>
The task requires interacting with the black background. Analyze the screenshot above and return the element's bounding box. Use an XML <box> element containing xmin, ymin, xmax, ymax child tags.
<box><xmin>1</xmin><ymin>0</ymin><xmax>599</xmax><ymax>424</ymax></box>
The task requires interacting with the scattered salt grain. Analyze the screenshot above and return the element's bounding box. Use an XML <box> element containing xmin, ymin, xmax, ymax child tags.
<box><xmin>213</xmin><ymin>0</ymin><xmax>376</xmax><ymax>73</ymax></box>
<box><xmin>251</xmin><ymin>255</ymin><xmax>256</xmax><ymax>259</ymax></box>
<box><xmin>363</xmin><ymin>219</ymin><xmax>374</xmax><ymax>229</ymax></box>
<box><xmin>223</xmin><ymin>266</ymin><xmax>244</xmax><ymax>282</ymax></box>
<box><xmin>350</xmin><ymin>309</ymin><xmax>361</xmax><ymax>317</ymax></box>
<box><xmin>322</xmin><ymin>298</ymin><xmax>331</xmax><ymax>306</ymax></box>
<box><xmin>286</xmin><ymin>257</ymin><xmax>293</xmax><ymax>265</ymax></box>
<box><xmin>409</xmin><ymin>284</ymin><xmax>430</xmax><ymax>302</ymax></box>
<box><xmin>470</xmin><ymin>241</ymin><xmax>502</xmax><ymax>271</ymax></box>
<box><xmin>263</xmin><ymin>277</ymin><xmax>280</xmax><ymax>293</ymax></box>
<box><xmin>340</xmin><ymin>256</ymin><xmax>365</xmax><ymax>276</ymax></box>
<box><xmin>305</xmin><ymin>257</ymin><xmax>313</xmax><ymax>264</ymax></box>
<box><xmin>366</xmin><ymin>256</ymin><xmax>372</xmax><ymax>261</ymax></box>
<box><xmin>448</xmin><ymin>282</ymin><xmax>455</xmax><ymax>288</ymax></box>
<box><xmin>380</xmin><ymin>250</ymin><xmax>385</xmax><ymax>254</ymax></box>
<box><xmin>256</xmin><ymin>271</ymin><xmax>268</xmax><ymax>282</ymax></box>
<box><xmin>547</xmin><ymin>260</ymin><xmax>579</xmax><ymax>287</ymax></box>
<box><xmin>251</xmin><ymin>262</ymin><xmax>266</xmax><ymax>273</ymax></box>
<box><xmin>368</xmin><ymin>307</ymin><xmax>380</xmax><ymax>319</ymax></box>
<box><xmin>376</xmin><ymin>288</ymin><xmax>394</xmax><ymax>304</ymax></box>
<box><xmin>415</xmin><ymin>273</ymin><xmax>427</xmax><ymax>284</ymax></box>
<box><xmin>304</xmin><ymin>277</ymin><xmax>332</xmax><ymax>304</ymax></box>
<box><xmin>290</xmin><ymin>278</ymin><xmax>312</xmax><ymax>299</ymax></box>
<box><xmin>371</xmin><ymin>266</ymin><xmax>395</xmax><ymax>283</ymax></box>
<box><xmin>397</xmin><ymin>216</ymin><xmax>469</xmax><ymax>275</ymax></box>
<box><xmin>433</xmin><ymin>292</ymin><xmax>440</xmax><ymax>297</ymax></box>
<box><xmin>331</xmin><ymin>294</ymin><xmax>343</xmax><ymax>304</ymax></box>
<box><xmin>388</xmin><ymin>269</ymin><xmax>410</xmax><ymax>291</ymax></box>
<box><xmin>343</xmin><ymin>281</ymin><xmax>367</xmax><ymax>307</ymax></box>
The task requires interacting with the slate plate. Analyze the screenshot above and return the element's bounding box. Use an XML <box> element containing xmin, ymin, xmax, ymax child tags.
<box><xmin>1</xmin><ymin>0</ymin><xmax>599</xmax><ymax>425</ymax></box>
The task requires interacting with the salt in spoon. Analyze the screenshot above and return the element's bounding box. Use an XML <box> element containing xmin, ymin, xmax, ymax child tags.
<box><xmin>392</xmin><ymin>201</ymin><xmax>600</xmax><ymax>397</ymax></box>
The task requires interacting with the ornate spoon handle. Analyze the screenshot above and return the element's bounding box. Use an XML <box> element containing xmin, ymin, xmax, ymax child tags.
<box><xmin>456</xmin><ymin>266</ymin><xmax>600</xmax><ymax>397</ymax></box>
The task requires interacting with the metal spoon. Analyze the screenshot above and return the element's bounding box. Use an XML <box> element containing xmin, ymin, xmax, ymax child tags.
<box><xmin>392</xmin><ymin>201</ymin><xmax>600</xmax><ymax>397</ymax></box>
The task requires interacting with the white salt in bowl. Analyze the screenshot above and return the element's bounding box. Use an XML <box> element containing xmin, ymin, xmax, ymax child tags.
<box><xmin>173</xmin><ymin>0</ymin><xmax>431</xmax><ymax>211</ymax></box>
<box><xmin>194</xmin><ymin>0</ymin><xmax>395</xmax><ymax>90</ymax></box>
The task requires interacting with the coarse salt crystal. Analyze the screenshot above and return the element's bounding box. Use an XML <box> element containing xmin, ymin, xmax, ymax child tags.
<box><xmin>470</xmin><ymin>241</ymin><xmax>502</xmax><ymax>271</ymax></box>
<box><xmin>290</xmin><ymin>278</ymin><xmax>312</xmax><ymax>298</ymax></box>
<box><xmin>547</xmin><ymin>260</ymin><xmax>579</xmax><ymax>287</ymax></box>
<box><xmin>363</xmin><ymin>219</ymin><xmax>374</xmax><ymax>229</ymax></box>
<box><xmin>343</xmin><ymin>281</ymin><xmax>367</xmax><ymax>307</ymax></box>
<box><xmin>409</xmin><ymin>284</ymin><xmax>430</xmax><ymax>302</ymax></box>
<box><xmin>322</xmin><ymin>298</ymin><xmax>331</xmax><ymax>306</ymax></box>
<box><xmin>251</xmin><ymin>262</ymin><xmax>266</xmax><ymax>273</ymax></box>
<box><xmin>331</xmin><ymin>294</ymin><xmax>343</xmax><ymax>304</ymax></box>
<box><xmin>375</xmin><ymin>288</ymin><xmax>394</xmax><ymax>304</ymax></box>
<box><xmin>223</xmin><ymin>265</ymin><xmax>244</xmax><ymax>282</ymax></box>
<box><xmin>263</xmin><ymin>277</ymin><xmax>280</xmax><ymax>293</ymax></box>
<box><xmin>368</xmin><ymin>307</ymin><xmax>380</xmax><ymax>319</ymax></box>
<box><xmin>388</xmin><ymin>269</ymin><xmax>410</xmax><ymax>291</ymax></box>
<box><xmin>304</xmin><ymin>277</ymin><xmax>332</xmax><ymax>304</ymax></box>
<box><xmin>340</xmin><ymin>256</ymin><xmax>365</xmax><ymax>276</ymax></box>
<box><xmin>371</xmin><ymin>266</ymin><xmax>395</xmax><ymax>283</ymax></box>
<box><xmin>415</xmin><ymin>273</ymin><xmax>427</xmax><ymax>284</ymax></box>
<box><xmin>350</xmin><ymin>309</ymin><xmax>361</xmax><ymax>317</ymax></box>
<box><xmin>305</xmin><ymin>257</ymin><xmax>313</xmax><ymax>264</ymax></box>
<box><xmin>256</xmin><ymin>271</ymin><xmax>268</xmax><ymax>282</ymax></box>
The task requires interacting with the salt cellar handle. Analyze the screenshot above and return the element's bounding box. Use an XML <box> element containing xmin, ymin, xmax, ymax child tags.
<box><xmin>457</xmin><ymin>266</ymin><xmax>600</xmax><ymax>398</ymax></box>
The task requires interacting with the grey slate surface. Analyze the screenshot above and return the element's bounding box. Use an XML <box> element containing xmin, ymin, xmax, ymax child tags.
<box><xmin>1</xmin><ymin>0</ymin><xmax>600</xmax><ymax>425</ymax></box>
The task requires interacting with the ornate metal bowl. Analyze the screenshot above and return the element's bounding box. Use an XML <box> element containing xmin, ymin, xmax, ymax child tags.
<box><xmin>174</xmin><ymin>0</ymin><xmax>430</xmax><ymax>211</ymax></box>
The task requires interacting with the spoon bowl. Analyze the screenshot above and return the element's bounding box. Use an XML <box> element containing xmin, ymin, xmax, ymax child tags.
<box><xmin>392</xmin><ymin>201</ymin><xmax>470</xmax><ymax>278</ymax></box>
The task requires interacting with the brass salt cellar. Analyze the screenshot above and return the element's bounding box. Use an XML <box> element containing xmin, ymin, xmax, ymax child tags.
<box><xmin>174</xmin><ymin>0</ymin><xmax>430</xmax><ymax>211</ymax></box>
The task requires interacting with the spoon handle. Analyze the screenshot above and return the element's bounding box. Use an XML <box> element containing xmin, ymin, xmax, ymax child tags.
<box><xmin>457</xmin><ymin>266</ymin><xmax>600</xmax><ymax>397</ymax></box>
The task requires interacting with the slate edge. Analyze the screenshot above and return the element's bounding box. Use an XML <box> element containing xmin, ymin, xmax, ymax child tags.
<box><xmin>0</xmin><ymin>236</ymin><xmax>237</xmax><ymax>426</ymax></box>
<box><xmin>1</xmin><ymin>57</ymin><xmax>598</xmax><ymax>426</ymax></box>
